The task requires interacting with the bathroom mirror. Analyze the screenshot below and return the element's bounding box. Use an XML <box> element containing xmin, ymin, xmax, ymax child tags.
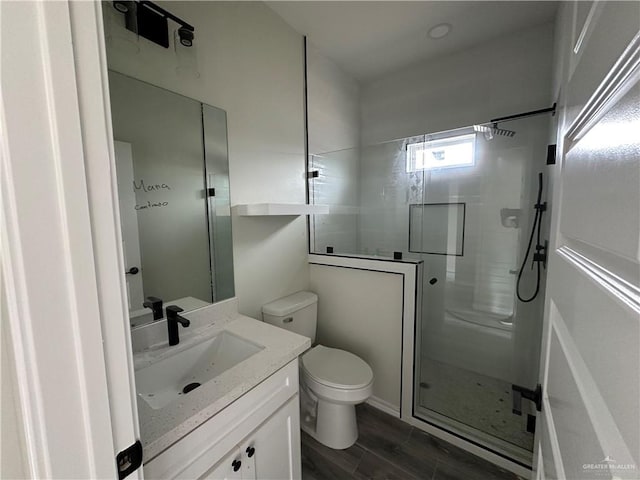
<box><xmin>108</xmin><ymin>71</ymin><xmax>234</xmax><ymax>327</ymax></box>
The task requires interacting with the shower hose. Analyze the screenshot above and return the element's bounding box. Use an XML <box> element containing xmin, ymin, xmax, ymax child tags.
<box><xmin>516</xmin><ymin>172</ymin><xmax>546</xmax><ymax>303</ymax></box>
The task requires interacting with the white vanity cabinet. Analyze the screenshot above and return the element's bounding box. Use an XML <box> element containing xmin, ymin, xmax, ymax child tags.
<box><xmin>202</xmin><ymin>396</ymin><xmax>299</xmax><ymax>480</ymax></box>
<box><xmin>143</xmin><ymin>359</ymin><xmax>301</xmax><ymax>480</ymax></box>
<box><xmin>202</xmin><ymin>448</ymin><xmax>243</xmax><ymax>480</ymax></box>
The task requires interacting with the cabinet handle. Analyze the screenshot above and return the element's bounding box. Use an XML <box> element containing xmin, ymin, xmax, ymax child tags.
<box><xmin>232</xmin><ymin>459</ymin><xmax>241</xmax><ymax>472</ymax></box>
<box><xmin>246</xmin><ymin>446</ymin><xmax>255</xmax><ymax>458</ymax></box>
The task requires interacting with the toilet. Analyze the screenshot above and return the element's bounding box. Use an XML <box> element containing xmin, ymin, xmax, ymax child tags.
<box><xmin>262</xmin><ymin>291</ymin><xmax>373</xmax><ymax>450</ymax></box>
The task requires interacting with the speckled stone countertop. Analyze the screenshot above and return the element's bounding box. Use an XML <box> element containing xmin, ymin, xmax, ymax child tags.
<box><xmin>132</xmin><ymin>298</ymin><xmax>310</xmax><ymax>462</ymax></box>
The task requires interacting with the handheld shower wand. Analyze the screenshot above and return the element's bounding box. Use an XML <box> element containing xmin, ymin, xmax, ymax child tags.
<box><xmin>516</xmin><ymin>172</ymin><xmax>547</xmax><ymax>303</ymax></box>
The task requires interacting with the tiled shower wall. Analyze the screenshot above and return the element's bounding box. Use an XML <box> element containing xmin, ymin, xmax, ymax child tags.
<box><xmin>310</xmin><ymin>149</ymin><xmax>360</xmax><ymax>254</ymax></box>
<box><xmin>358</xmin><ymin>139</ymin><xmax>419</xmax><ymax>258</ymax></box>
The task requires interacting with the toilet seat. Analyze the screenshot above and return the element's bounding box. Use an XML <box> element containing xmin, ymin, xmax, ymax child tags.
<box><xmin>302</xmin><ymin>345</ymin><xmax>373</xmax><ymax>390</ymax></box>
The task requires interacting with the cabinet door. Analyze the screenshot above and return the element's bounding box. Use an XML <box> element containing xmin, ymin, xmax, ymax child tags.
<box><xmin>241</xmin><ymin>396</ymin><xmax>301</xmax><ymax>480</ymax></box>
<box><xmin>200</xmin><ymin>447</ymin><xmax>243</xmax><ymax>480</ymax></box>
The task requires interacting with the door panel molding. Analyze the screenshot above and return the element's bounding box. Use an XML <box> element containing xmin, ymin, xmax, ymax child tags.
<box><xmin>557</xmin><ymin>246</ymin><xmax>640</xmax><ymax>314</ymax></box>
<box><xmin>68</xmin><ymin>1</ymin><xmax>143</xmax><ymax>471</ymax></box>
<box><xmin>549</xmin><ymin>309</ymin><xmax>636</xmax><ymax>469</ymax></box>
<box><xmin>558</xmin><ymin>33</ymin><xmax>640</xmax><ymax>266</ymax></box>
<box><xmin>540</xmin><ymin>396</ymin><xmax>565</xmax><ymax>480</ymax></box>
<box><xmin>566</xmin><ymin>32</ymin><xmax>640</xmax><ymax>150</ymax></box>
<box><xmin>571</xmin><ymin>1</ymin><xmax>600</xmax><ymax>65</ymax></box>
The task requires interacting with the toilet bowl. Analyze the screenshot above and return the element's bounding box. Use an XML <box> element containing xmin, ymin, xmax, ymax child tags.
<box><xmin>262</xmin><ymin>291</ymin><xmax>374</xmax><ymax>450</ymax></box>
<box><xmin>300</xmin><ymin>345</ymin><xmax>373</xmax><ymax>449</ymax></box>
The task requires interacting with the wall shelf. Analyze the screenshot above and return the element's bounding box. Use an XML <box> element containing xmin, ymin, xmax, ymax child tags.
<box><xmin>231</xmin><ymin>203</ymin><xmax>329</xmax><ymax>216</ymax></box>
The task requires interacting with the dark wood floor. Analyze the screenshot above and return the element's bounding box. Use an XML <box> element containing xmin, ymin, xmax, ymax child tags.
<box><xmin>301</xmin><ymin>404</ymin><xmax>525</xmax><ymax>480</ymax></box>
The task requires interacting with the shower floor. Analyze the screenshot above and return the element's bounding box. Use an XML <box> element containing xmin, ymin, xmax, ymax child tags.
<box><xmin>417</xmin><ymin>357</ymin><xmax>534</xmax><ymax>453</ymax></box>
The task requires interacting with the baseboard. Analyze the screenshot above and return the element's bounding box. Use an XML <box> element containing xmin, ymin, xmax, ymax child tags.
<box><xmin>366</xmin><ymin>397</ymin><xmax>400</xmax><ymax>418</ymax></box>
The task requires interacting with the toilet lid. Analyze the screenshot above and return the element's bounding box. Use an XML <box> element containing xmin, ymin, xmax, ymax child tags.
<box><xmin>302</xmin><ymin>345</ymin><xmax>373</xmax><ymax>390</ymax></box>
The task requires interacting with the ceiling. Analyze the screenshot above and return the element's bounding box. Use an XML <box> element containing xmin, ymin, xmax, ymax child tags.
<box><xmin>267</xmin><ymin>1</ymin><xmax>559</xmax><ymax>82</ymax></box>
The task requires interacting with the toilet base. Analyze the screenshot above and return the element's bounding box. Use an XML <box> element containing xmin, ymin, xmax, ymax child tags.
<box><xmin>302</xmin><ymin>398</ymin><xmax>358</xmax><ymax>450</ymax></box>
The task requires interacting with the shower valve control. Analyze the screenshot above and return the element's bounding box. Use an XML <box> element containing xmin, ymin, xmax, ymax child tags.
<box><xmin>533</xmin><ymin>240</ymin><xmax>548</xmax><ymax>269</ymax></box>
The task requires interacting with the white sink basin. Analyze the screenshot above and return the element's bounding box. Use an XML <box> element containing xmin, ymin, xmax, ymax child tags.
<box><xmin>135</xmin><ymin>331</ymin><xmax>264</xmax><ymax>410</ymax></box>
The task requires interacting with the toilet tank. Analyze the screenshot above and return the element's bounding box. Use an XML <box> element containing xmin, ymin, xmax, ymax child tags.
<box><xmin>262</xmin><ymin>291</ymin><xmax>318</xmax><ymax>342</ymax></box>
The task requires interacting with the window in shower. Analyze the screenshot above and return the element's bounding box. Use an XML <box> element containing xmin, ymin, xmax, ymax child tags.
<box><xmin>406</xmin><ymin>133</ymin><xmax>475</xmax><ymax>172</ymax></box>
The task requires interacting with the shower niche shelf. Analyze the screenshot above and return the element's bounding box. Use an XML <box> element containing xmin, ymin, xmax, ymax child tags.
<box><xmin>231</xmin><ymin>203</ymin><xmax>329</xmax><ymax>216</ymax></box>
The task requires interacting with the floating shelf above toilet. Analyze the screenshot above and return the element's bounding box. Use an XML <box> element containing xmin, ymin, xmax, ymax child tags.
<box><xmin>231</xmin><ymin>203</ymin><xmax>329</xmax><ymax>216</ymax></box>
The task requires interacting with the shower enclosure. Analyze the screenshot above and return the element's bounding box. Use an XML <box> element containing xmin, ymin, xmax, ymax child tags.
<box><xmin>309</xmin><ymin>114</ymin><xmax>551</xmax><ymax>465</ymax></box>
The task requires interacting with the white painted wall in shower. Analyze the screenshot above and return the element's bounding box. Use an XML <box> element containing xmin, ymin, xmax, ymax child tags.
<box><xmin>307</xmin><ymin>42</ymin><xmax>360</xmax><ymax>254</ymax></box>
<box><xmin>309</xmin><ymin>264</ymin><xmax>404</xmax><ymax>412</ymax></box>
<box><xmin>360</xmin><ymin>23</ymin><xmax>554</xmax><ymax>145</ymax></box>
<box><xmin>307</xmin><ymin>42</ymin><xmax>360</xmax><ymax>155</ymax></box>
<box><xmin>104</xmin><ymin>2</ymin><xmax>307</xmax><ymax>319</ymax></box>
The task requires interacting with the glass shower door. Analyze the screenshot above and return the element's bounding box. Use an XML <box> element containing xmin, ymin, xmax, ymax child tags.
<box><xmin>306</xmin><ymin>114</ymin><xmax>552</xmax><ymax>464</ymax></box>
<box><xmin>413</xmin><ymin>115</ymin><xmax>551</xmax><ymax>464</ymax></box>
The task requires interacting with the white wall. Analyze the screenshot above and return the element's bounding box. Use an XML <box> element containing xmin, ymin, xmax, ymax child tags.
<box><xmin>360</xmin><ymin>23</ymin><xmax>554</xmax><ymax>145</ymax></box>
<box><xmin>307</xmin><ymin>42</ymin><xmax>360</xmax><ymax>155</ymax></box>
<box><xmin>105</xmin><ymin>1</ymin><xmax>307</xmax><ymax>318</ymax></box>
<box><xmin>309</xmin><ymin>264</ymin><xmax>403</xmax><ymax>411</ymax></box>
<box><xmin>306</xmin><ymin>42</ymin><xmax>360</xmax><ymax>254</ymax></box>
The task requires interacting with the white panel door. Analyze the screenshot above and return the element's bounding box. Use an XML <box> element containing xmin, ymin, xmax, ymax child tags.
<box><xmin>536</xmin><ymin>3</ymin><xmax>640</xmax><ymax>479</ymax></box>
<box><xmin>200</xmin><ymin>448</ymin><xmax>243</xmax><ymax>480</ymax></box>
<box><xmin>115</xmin><ymin>140</ymin><xmax>145</xmax><ymax>311</ymax></box>
<box><xmin>241</xmin><ymin>396</ymin><xmax>301</xmax><ymax>480</ymax></box>
<box><xmin>1</xmin><ymin>1</ymin><xmax>141</xmax><ymax>478</ymax></box>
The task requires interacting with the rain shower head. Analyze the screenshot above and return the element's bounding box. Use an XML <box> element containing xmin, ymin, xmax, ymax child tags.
<box><xmin>474</xmin><ymin>123</ymin><xmax>516</xmax><ymax>140</ymax></box>
<box><xmin>474</xmin><ymin>103</ymin><xmax>556</xmax><ymax>140</ymax></box>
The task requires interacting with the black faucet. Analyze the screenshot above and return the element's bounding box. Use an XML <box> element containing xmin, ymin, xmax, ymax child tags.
<box><xmin>166</xmin><ymin>305</ymin><xmax>190</xmax><ymax>346</ymax></box>
<box><xmin>143</xmin><ymin>296</ymin><xmax>163</xmax><ymax>321</ymax></box>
